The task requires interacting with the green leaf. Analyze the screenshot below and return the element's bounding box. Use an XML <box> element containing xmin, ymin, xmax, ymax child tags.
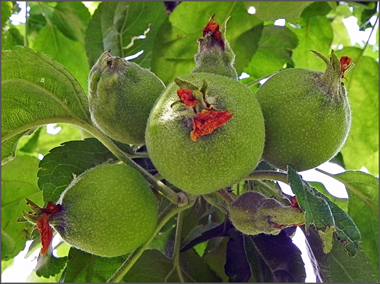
<box><xmin>1</xmin><ymin>1</ymin><xmax>13</xmax><ymax>28</ymax></box>
<box><xmin>1</xmin><ymin>46</ymin><xmax>91</xmax><ymax>164</ymax></box>
<box><xmin>287</xmin><ymin>166</ymin><xmax>335</xmax><ymax>232</ymax></box>
<box><xmin>244</xmin><ymin>25</ymin><xmax>298</xmax><ymax>80</ymax></box>
<box><xmin>17</xmin><ymin>124</ymin><xmax>82</xmax><ymax>157</ymax></box>
<box><xmin>84</xmin><ymin>1</ymin><xmax>167</xmax><ymax>69</ymax></box>
<box><xmin>61</xmin><ymin>248</ymin><xmax>127</xmax><ymax>282</ymax></box>
<box><xmin>336</xmin><ymin>47</ymin><xmax>379</xmax><ymax>175</ymax></box>
<box><xmin>244</xmin><ymin>1</ymin><xmax>313</xmax><ymax>23</ymax></box>
<box><xmin>151</xmin><ymin>1</ymin><xmax>263</xmax><ymax>84</ymax></box>
<box><xmin>290</xmin><ymin>16</ymin><xmax>334</xmax><ymax>70</ymax></box>
<box><xmin>122</xmin><ymin>250</ymin><xmax>174</xmax><ymax>282</ymax></box>
<box><xmin>309</xmin><ymin>181</ymin><xmax>348</xmax><ymax>212</ymax></box>
<box><xmin>51</xmin><ymin>2</ymin><xmax>91</xmax><ymax>42</ymax></box>
<box><xmin>2</xmin><ymin>130</ymin><xmax>33</xmax><ymax>165</ymax></box>
<box><xmin>299</xmin><ymin>1</ymin><xmax>332</xmax><ymax>19</ymax></box>
<box><xmin>32</xmin><ymin>25</ymin><xmax>90</xmax><ymax>91</ymax></box>
<box><xmin>1</xmin><ymin>155</ymin><xmax>43</xmax><ymax>260</ymax></box>
<box><xmin>2</xmin><ymin>26</ymin><xmax>24</xmax><ymax>50</ymax></box>
<box><xmin>176</xmin><ymin>249</ymin><xmax>221</xmax><ymax>282</ymax></box>
<box><xmin>288</xmin><ymin>166</ymin><xmax>361</xmax><ymax>256</ymax></box>
<box><xmin>318</xmin><ymin>170</ymin><xmax>379</xmax><ymax>271</ymax></box>
<box><xmin>304</xmin><ymin>226</ymin><xmax>378</xmax><ymax>283</ymax></box>
<box><xmin>37</xmin><ymin>138</ymin><xmax>122</xmax><ymax>203</ymax></box>
<box><xmin>35</xmin><ymin>250</ymin><xmax>68</xmax><ymax>278</ymax></box>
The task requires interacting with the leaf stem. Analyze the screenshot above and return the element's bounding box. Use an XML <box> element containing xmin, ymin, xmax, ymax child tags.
<box><xmin>173</xmin><ymin>211</ymin><xmax>185</xmax><ymax>282</ymax></box>
<box><xmin>82</xmin><ymin>124</ymin><xmax>182</xmax><ymax>205</ymax></box>
<box><xmin>107</xmin><ymin>201</ymin><xmax>195</xmax><ymax>283</ymax></box>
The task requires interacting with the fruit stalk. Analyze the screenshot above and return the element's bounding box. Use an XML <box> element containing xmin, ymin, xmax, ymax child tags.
<box><xmin>81</xmin><ymin>123</ymin><xmax>182</xmax><ymax>205</ymax></box>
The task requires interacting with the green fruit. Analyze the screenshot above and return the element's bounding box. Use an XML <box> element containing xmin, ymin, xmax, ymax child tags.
<box><xmin>255</xmin><ymin>50</ymin><xmax>352</xmax><ymax>171</ymax></box>
<box><xmin>229</xmin><ymin>192</ymin><xmax>305</xmax><ymax>236</ymax></box>
<box><xmin>88</xmin><ymin>50</ymin><xmax>165</xmax><ymax>145</ymax></box>
<box><xmin>145</xmin><ymin>72</ymin><xmax>265</xmax><ymax>195</ymax></box>
<box><xmin>49</xmin><ymin>163</ymin><xmax>158</xmax><ymax>257</ymax></box>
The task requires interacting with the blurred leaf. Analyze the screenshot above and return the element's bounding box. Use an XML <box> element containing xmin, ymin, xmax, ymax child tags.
<box><xmin>1</xmin><ymin>46</ymin><xmax>91</xmax><ymax>164</ymax></box>
<box><xmin>245</xmin><ymin>230</ymin><xmax>306</xmax><ymax>282</ymax></box>
<box><xmin>151</xmin><ymin>1</ymin><xmax>263</xmax><ymax>84</ymax></box>
<box><xmin>330</xmin><ymin>16</ymin><xmax>352</xmax><ymax>48</ymax></box>
<box><xmin>304</xmin><ymin>226</ymin><xmax>378</xmax><ymax>283</ymax></box>
<box><xmin>62</xmin><ymin>247</ymin><xmax>127</xmax><ymax>282</ymax></box>
<box><xmin>37</xmin><ymin>138</ymin><xmax>122</xmax><ymax>203</ymax></box>
<box><xmin>299</xmin><ymin>1</ymin><xmax>332</xmax><ymax>19</ymax></box>
<box><xmin>1</xmin><ymin>155</ymin><xmax>43</xmax><ymax>260</ymax></box>
<box><xmin>244</xmin><ymin>2</ymin><xmax>313</xmax><ymax>23</ymax></box>
<box><xmin>17</xmin><ymin>124</ymin><xmax>82</xmax><ymax>157</ymax></box>
<box><xmin>1</xmin><ymin>1</ymin><xmax>13</xmax><ymax>28</ymax></box>
<box><xmin>336</xmin><ymin>47</ymin><xmax>379</xmax><ymax>175</ymax></box>
<box><xmin>35</xmin><ymin>249</ymin><xmax>67</xmax><ymax>278</ymax></box>
<box><xmin>2</xmin><ymin>130</ymin><xmax>33</xmax><ymax>165</ymax></box>
<box><xmin>244</xmin><ymin>25</ymin><xmax>298</xmax><ymax>80</ymax></box>
<box><xmin>51</xmin><ymin>2</ymin><xmax>90</xmax><ymax>42</ymax></box>
<box><xmin>32</xmin><ymin>25</ymin><xmax>90</xmax><ymax>92</ymax></box>
<box><xmin>290</xmin><ymin>16</ymin><xmax>333</xmax><ymax>71</ymax></box>
<box><xmin>318</xmin><ymin>170</ymin><xmax>379</xmax><ymax>271</ymax></box>
<box><xmin>2</xmin><ymin>26</ymin><xmax>24</xmax><ymax>50</ymax></box>
<box><xmin>84</xmin><ymin>1</ymin><xmax>167</xmax><ymax>69</ymax></box>
<box><xmin>1</xmin><ymin>231</ymin><xmax>16</xmax><ymax>261</ymax></box>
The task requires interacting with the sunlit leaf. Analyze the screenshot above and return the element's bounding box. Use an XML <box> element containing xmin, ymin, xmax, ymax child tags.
<box><xmin>1</xmin><ymin>46</ymin><xmax>91</xmax><ymax>164</ymax></box>
<box><xmin>244</xmin><ymin>2</ymin><xmax>313</xmax><ymax>23</ymax></box>
<box><xmin>151</xmin><ymin>1</ymin><xmax>263</xmax><ymax>84</ymax></box>
<box><xmin>290</xmin><ymin>16</ymin><xmax>333</xmax><ymax>71</ymax></box>
<box><xmin>318</xmin><ymin>170</ymin><xmax>379</xmax><ymax>271</ymax></box>
<box><xmin>51</xmin><ymin>2</ymin><xmax>90</xmax><ymax>42</ymax></box>
<box><xmin>84</xmin><ymin>1</ymin><xmax>167</xmax><ymax>69</ymax></box>
<box><xmin>1</xmin><ymin>155</ymin><xmax>43</xmax><ymax>260</ymax></box>
<box><xmin>244</xmin><ymin>25</ymin><xmax>298</xmax><ymax>80</ymax></box>
<box><xmin>33</xmin><ymin>25</ymin><xmax>90</xmax><ymax>91</ymax></box>
<box><xmin>336</xmin><ymin>47</ymin><xmax>379</xmax><ymax>175</ymax></box>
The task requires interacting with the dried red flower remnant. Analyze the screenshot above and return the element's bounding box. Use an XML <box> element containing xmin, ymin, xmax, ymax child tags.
<box><xmin>190</xmin><ymin>109</ymin><xmax>233</xmax><ymax>142</ymax></box>
<box><xmin>36</xmin><ymin>201</ymin><xmax>62</xmax><ymax>255</ymax></box>
<box><xmin>201</xmin><ymin>14</ymin><xmax>224</xmax><ymax>49</ymax></box>
<box><xmin>37</xmin><ymin>213</ymin><xmax>53</xmax><ymax>255</ymax></box>
<box><xmin>177</xmin><ymin>88</ymin><xmax>199</xmax><ymax>108</ymax></box>
<box><xmin>290</xmin><ymin>196</ymin><xmax>301</xmax><ymax>211</ymax></box>
<box><xmin>339</xmin><ymin>56</ymin><xmax>353</xmax><ymax>86</ymax></box>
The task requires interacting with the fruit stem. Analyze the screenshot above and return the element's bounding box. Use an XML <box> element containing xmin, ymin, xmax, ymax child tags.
<box><xmin>107</xmin><ymin>201</ymin><xmax>195</xmax><ymax>283</ymax></box>
<box><xmin>254</xmin><ymin>180</ymin><xmax>290</xmax><ymax>206</ymax></box>
<box><xmin>81</xmin><ymin>124</ymin><xmax>182</xmax><ymax>205</ymax></box>
<box><xmin>173</xmin><ymin>211</ymin><xmax>185</xmax><ymax>282</ymax></box>
<box><xmin>246</xmin><ymin>171</ymin><xmax>288</xmax><ymax>184</ymax></box>
<box><xmin>202</xmin><ymin>195</ymin><xmax>228</xmax><ymax>214</ymax></box>
<box><xmin>216</xmin><ymin>188</ymin><xmax>236</xmax><ymax>204</ymax></box>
